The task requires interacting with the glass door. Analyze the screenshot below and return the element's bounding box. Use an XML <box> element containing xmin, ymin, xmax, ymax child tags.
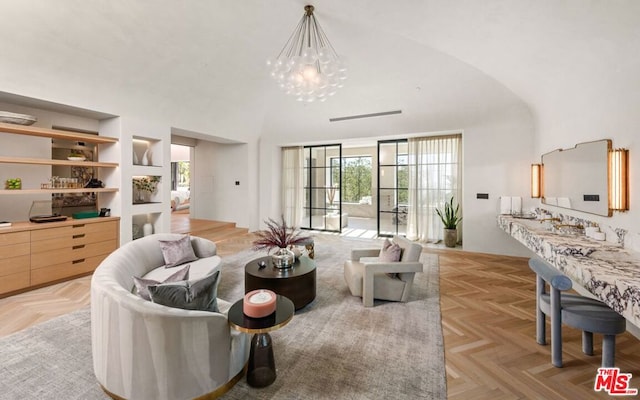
<box><xmin>377</xmin><ymin>140</ymin><xmax>408</xmax><ymax>237</ymax></box>
<box><xmin>301</xmin><ymin>144</ymin><xmax>342</xmax><ymax>232</ymax></box>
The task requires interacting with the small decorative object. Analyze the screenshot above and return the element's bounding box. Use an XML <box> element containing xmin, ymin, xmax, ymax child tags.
<box><xmin>133</xmin><ymin>151</ymin><xmax>139</xmax><ymax>165</ymax></box>
<box><xmin>5</xmin><ymin>177</ymin><xmax>21</xmax><ymax>189</ymax></box>
<box><xmin>143</xmin><ymin>222</ymin><xmax>153</xmax><ymax>236</ymax></box>
<box><xmin>289</xmin><ymin>246</ymin><xmax>302</xmax><ymax>259</ymax></box>
<box><xmin>436</xmin><ymin>197</ymin><xmax>462</xmax><ymax>248</ymax></box>
<box><xmin>252</xmin><ymin>215</ymin><xmax>311</xmax><ymax>269</ymax></box>
<box><xmin>0</xmin><ymin>111</ymin><xmax>37</xmax><ymax>125</ymax></box>
<box><xmin>142</xmin><ymin>148</ymin><xmax>151</xmax><ymax>166</ymax></box>
<box><xmin>132</xmin><ymin>224</ymin><xmax>141</xmax><ymax>240</ymax></box>
<box><xmin>243</xmin><ymin>289</ymin><xmax>277</xmax><ymax>318</ymax></box>
<box><xmin>67</xmin><ymin>149</ymin><xmax>86</xmax><ymax>161</ymax></box>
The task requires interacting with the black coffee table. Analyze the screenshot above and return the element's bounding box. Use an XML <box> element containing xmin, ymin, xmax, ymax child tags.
<box><xmin>228</xmin><ymin>295</ymin><xmax>294</xmax><ymax>388</ymax></box>
<box><xmin>245</xmin><ymin>255</ymin><xmax>316</xmax><ymax>310</ymax></box>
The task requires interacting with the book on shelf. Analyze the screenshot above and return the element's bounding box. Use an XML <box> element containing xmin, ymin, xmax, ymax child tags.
<box><xmin>0</xmin><ymin>221</ymin><xmax>11</xmax><ymax>228</ymax></box>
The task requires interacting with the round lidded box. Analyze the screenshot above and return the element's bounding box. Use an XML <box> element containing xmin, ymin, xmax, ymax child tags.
<box><xmin>243</xmin><ymin>289</ymin><xmax>277</xmax><ymax>318</ymax></box>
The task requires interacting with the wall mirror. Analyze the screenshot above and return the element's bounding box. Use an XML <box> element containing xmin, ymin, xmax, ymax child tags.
<box><xmin>541</xmin><ymin>139</ymin><xmax>612</xmax><ymax>217</ymax></box>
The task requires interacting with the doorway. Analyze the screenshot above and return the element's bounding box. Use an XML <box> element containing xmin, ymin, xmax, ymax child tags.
<box><xmin>300</xmin><ymin>144</ymin><xmax>342</xmax><ymax>232</ymax></box>
<box><xmin>378</xmin><ymin>139</ymin><xmax>408</xmax><ymax>237</ymax></box>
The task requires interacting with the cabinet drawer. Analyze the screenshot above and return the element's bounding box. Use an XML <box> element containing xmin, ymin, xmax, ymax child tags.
<box><xmin>30</xmin><ymin>254</ymin><xmax>106</xmax><ymax>286</ymax></box>
<box><xmin>0</xmin><ymin>255</ymin><xmax>30</xmax><ymax>277</ymax></box>
<box><xmin>30</xmin><ymin>220</ymin><xmax>118</xmax><ymax>242</ymax></box>
<box><xmin>0</xmin><ymin>231</ymin><xmax>30</xmax><ymax>246</ymax></box>
<box><xmin>31</xmin><ymin>239</ymin><xmax>117</xmax><ymax>269</ymax></box>
<box><xmin>0</xmin><ymin>271</ymin><xmax>30</xmax><ymax>294</ymax></box>
<box><xmin>31</xmin><ymin>229</ymin><xmax>117</xmax><ymax>253</ymax></box>
<box><xmin>0</xmin><ymin>242</ymin><xmax>30</xmax><ymax>259</ymax></box>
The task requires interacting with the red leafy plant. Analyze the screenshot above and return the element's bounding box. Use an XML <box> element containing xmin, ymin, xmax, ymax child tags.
<box><xmin>252</xmin><ymin>216</ymin><xmax>311</xmax><ymax>253</ymax></box>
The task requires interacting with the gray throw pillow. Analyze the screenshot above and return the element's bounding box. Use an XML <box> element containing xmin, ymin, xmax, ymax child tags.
<box><xmin>159</xmin><ymin>235</ymin><xmax>198</xmax><ymax>268</ymax></box>
<box><xmin>379</xmin><ymin>238</ymin><xmax>402</xmax><ymax>262</ymax></box>
<box><xmin>147</xmin><ymin>271</ymin><xmax>221</xmax><ymax>312</ymax></box>
<box><xmin>132</xmin><ymin>264</ymin><xmax>191</xmax><ymax>301</ymax></box>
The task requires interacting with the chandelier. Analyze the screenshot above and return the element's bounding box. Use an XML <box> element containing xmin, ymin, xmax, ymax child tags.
<box><xmin>266</xmin><ymin>5</ymin><xmax>346</xmax><ymax>102</ymax></box>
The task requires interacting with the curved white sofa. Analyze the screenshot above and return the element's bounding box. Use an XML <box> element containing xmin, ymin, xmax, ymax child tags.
<box><xmin>91</xmin><ymin>233</ymin><xmax>249</xmax><ymax>400</ymax></box>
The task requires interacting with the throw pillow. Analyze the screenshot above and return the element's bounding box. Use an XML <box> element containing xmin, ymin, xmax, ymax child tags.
<box><xmin>148</xmin><ymin>270</ymin><xmax>221</xmax><ymax>312</ymax></box>
<box><xmin>379</xmin><ymin>238</ymin><xmax>402</xmax><ymax>262</ymax></box>
<box><xmin>159</xmin><ymin>235</ymin><xmax>198</xmax><ymax>268</ymax></box>
<box><xmin>132</xmin><ymin>264</ymin><xmax>191</xmax><ymax>301</ymax></box>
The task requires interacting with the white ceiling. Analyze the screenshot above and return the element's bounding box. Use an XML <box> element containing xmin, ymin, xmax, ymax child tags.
<box><xmin>0</xmin><ymin>0</ymin><xmax>637</xmax><ymax>143</ymax></box>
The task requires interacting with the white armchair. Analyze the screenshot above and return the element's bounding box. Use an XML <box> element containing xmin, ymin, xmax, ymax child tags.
<box><xmin>343</xmin><ymin>236</ymin><xmax>423</xmax><ymax>307</ymax></box>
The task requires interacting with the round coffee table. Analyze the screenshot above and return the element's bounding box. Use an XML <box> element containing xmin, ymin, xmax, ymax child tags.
<box><xmin>228</xmin><ymin>295</ymin><xmax>294</xmax><ymax>388</ymax></box>
<box><xmin>245</xmin><ymin>255</ymin><xmax>316</xmax><ymax>310</ymax></box>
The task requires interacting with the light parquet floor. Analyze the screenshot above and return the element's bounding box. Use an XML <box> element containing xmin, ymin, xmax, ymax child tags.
<box><xmin>1</xmin><ymin>227</ymin><xmax>639</xmax><ymax>399</ymax></box>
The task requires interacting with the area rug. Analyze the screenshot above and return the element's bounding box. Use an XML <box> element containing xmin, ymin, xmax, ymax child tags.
<box><xmin>0</xmin><ymin>235</ymin><xmax>445</xmax><ymax>400</ymax></box>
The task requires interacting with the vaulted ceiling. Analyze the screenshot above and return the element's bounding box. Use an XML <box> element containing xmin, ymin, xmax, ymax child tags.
<box><xmin>1</xmin><ymin>0</ymin><xmax>637</xmax><ymax>144</ymax></box>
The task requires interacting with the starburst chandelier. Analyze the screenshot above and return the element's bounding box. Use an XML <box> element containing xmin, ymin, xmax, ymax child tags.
<box><xmin>266</xmin><ymin>5</ymin><xmax>346</xmax><ymax>102</ymax></box>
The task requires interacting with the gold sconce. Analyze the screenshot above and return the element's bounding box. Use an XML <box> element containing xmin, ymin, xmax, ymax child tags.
<box><xmin>608</xmin><ymin>148</ymin><xmax>629</xmax><ymax>211</ymax></box>
<box><xmin>531</xmin><ymin>163</ymin><xmax>542</xmax><ymax>198</ymax></box>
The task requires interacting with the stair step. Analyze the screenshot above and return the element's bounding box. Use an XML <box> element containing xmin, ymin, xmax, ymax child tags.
<box><xmin>200</xmin><ymin>227</ymin><xmax>249</xmax><ymax>243</ymax></box>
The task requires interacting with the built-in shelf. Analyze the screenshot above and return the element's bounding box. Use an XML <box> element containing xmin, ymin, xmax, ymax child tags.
<box><xmin>0</xmin><ymin>156</ymin><xmax>118</xmax><ymax>168</ymax></box>
<box><xmin>0</xmin><ymin>122</ymin><xmax>118</xmax><ymax>144</ymax></box>
<box><xmin>0</xmin><ymin>188</ymin><xmax>119</xmax><ymax>195</ymax></box>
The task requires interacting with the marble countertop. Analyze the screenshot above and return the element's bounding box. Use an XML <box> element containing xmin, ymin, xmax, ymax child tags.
<box><xmin>498</xmin><ymin>215</ymin><xmax>640</xmax><ymax>328</ymax></box>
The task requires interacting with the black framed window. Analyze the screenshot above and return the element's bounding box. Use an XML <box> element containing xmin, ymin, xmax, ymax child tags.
<box><xmin>378</xmin><ymin>140</ymin><xmax>408</xmax><ymax>237</ymax></box>
<box><xmin>301</xmin><ymin>144</ymin><xmax>342</xmax><ymax>232</ymax></box>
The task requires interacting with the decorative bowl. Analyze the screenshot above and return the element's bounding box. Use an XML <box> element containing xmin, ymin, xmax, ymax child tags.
<box><xmin>0</xmin><ymin>111</ymin><xmax>37</xmax><ymax>126</ymax></box>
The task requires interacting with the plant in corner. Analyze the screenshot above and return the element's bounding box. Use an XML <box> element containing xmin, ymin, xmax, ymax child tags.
<box><xmin>252</xmin><ymin>215</ymin><xmax>311</xmax><ymax>268</ymax></box>
<box><xmin>436</xmin><ymin>197</ymin><xmax>462</xmax><ymax>248</ymax></box>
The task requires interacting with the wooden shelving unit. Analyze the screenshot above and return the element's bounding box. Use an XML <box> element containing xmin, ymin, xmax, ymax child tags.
<box><xmin>0</xmin><ymin>123</ymin><xmax>120</xmax><ymax>195</ymax></box>
<box><xmin>0</xmin><ymin>156</ymin><xmax>118</xmax><ymax>168</ymax></box>
<box><xmin>0</xmin><ymin>188</ymin><xmax>118</xmax><ymax>195</ymax></box>
<box><xmin>0</xmin><ymin>122</ymin><xmax>118</xmax><ymax>144</ymax></box>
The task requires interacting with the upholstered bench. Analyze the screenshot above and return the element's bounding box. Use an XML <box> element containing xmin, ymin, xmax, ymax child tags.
<box><xmin>529</xmin><ymin>257</ymin><xmax>626</xmax><ymax>367</ymax></box>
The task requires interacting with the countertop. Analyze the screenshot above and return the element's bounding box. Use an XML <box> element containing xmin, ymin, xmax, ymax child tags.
<box><xmin>498</xmin><ymin>214</ymin><xmax>640</xmax><ymax>328</ymax></box>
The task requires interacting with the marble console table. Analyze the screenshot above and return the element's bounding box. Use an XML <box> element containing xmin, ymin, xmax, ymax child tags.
<box><xmin>498</xmin><ymin>215</ymin><xmax>640</xmax><ymax>329</ymax></box>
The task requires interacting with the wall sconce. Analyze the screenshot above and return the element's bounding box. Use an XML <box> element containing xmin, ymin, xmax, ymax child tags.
<box><xmin>531</xmin><ymin>163</ymin><xmax>542</xmax><ymax>198</ymax></box>
<box><xmin>608</xmin><ymin>148</ymin><xmax>629</xmax><ymax>211</ymax></box>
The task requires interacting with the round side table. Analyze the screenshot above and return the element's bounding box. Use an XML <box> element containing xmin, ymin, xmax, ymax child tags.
<box><xmin>228</xmin><ymin>295</ymin><xmax>294</xmax><ymax>388</ymax></box>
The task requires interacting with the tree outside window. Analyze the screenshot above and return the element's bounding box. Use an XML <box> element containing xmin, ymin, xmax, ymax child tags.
<box><xmin>332</xmin><ymin>156</ymin><xmax>372</xmax><ymax>203</ymax></box>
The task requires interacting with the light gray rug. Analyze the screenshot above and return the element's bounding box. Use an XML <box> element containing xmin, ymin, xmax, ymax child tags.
<box><xmin>0</xmin><ymin>235</ymin><xmax>445</xmax><ymax>400</ymax></box>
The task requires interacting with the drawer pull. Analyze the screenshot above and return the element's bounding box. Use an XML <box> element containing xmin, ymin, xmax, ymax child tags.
<box><xmin>72</xmin><ymin>259</ymin><xmax>86</xmax><ymax>264</ymax></box>
<box><xmin>72</xmin><ymin>234</ymin><xmax>85</xmax><ymax>239</ymax></box>
<box><xmin>72</xmin><ymin>244</ymin><xmax>85</xmax><ymax>250</ymax></box>
<box><xmin>72</xmin><ymin>224</ymin><xmax>85</xmax><ymax>228</ymax></box>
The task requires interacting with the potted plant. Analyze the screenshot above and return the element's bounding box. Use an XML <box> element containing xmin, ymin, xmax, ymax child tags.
<box><xmin>132</xmin><ymin>176</ymin><xmax>160</xmax><ymax>203</ymax></box>
<box><xmin>252</xmin><ymin>215</ymin><xmax>311</xmax><ymax>268</ymax></box>
<box><xmin>436</xmin><ymin>197</ymin><xmax>462</xmax><ymax>248</ymax></box>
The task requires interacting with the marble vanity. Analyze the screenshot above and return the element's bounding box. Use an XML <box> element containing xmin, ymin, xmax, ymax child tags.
<box><xmin>498</xmin><ymin>214</ymin><xmax>640</xmax><ymax>331</ymax></box>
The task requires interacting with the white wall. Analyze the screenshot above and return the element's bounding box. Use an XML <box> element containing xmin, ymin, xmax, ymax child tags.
<box><xmin>192</xmin><ymin>140</ymin><xmax>254</xmax><ymax>229</ymax></box>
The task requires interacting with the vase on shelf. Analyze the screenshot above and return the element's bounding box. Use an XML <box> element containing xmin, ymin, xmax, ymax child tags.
<box><xmin>142</xmin><ymin>149</ymin><xmax>151</xmax><ymax>166</ymax></box>
<box><xmin>133</xmin><ymin>151</ymin><xmax>139</xmax><ymax>165</ymax></box>
<box><xmin>271</xmin><ymin>247</ymin><xmax>295</xmax><ymax>269</ymax></box>
<box><xmin>143</xmin><ymin>222</ymin><xmax>153</xmax><ymax>237</ymax></box>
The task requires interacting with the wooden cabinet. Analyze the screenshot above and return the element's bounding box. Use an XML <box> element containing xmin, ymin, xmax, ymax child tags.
<box><xmin>0</xmin><ymin>217</ymin><xmax>119</xmax><ymax>297</ymax></box>
<box><xmin>0</xmin><ymin>231</ymin><xmax>30</xmax><ymax>294</ymax></box>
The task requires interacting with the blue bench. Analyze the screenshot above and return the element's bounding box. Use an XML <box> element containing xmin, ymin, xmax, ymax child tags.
<box><xmin>529</xmin><ymin>257</ymin><xmax>626</xmax><ymax>367</ymax></box>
